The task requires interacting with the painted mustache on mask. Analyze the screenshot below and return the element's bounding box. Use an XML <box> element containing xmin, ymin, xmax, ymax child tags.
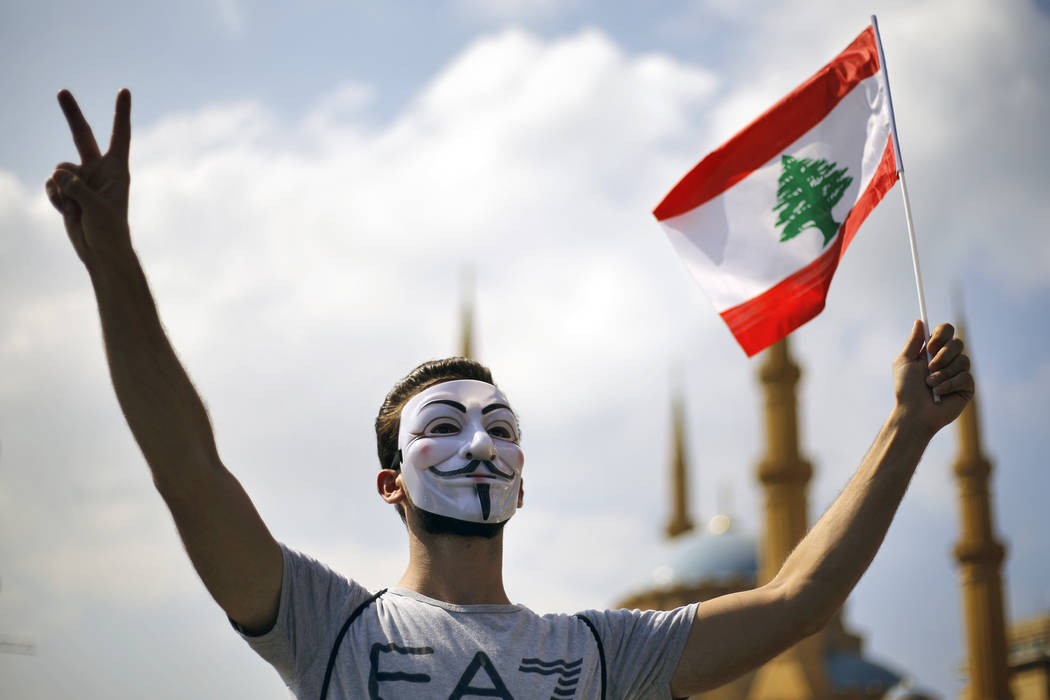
<box><xmin>425</xmin><ymin>460</ymin><xmax>517</xmax><ymax>521</ymax></box>
<box><xmin>427</xmin><ymin>459</ymin><xmax>515</xmax><ymax>481</ymax></box>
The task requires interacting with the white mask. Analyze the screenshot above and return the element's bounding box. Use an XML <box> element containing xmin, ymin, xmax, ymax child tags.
<box><xmin>397</xmin><ymin>379</ymin><xmax>524</xmax><ymax>524</ymax></box>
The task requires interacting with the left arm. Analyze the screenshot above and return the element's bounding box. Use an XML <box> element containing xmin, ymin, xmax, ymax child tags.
<box><xmin>670</xmin><ymin>321</ymin><xmax>973</xmax><ymax>695</ymax></box>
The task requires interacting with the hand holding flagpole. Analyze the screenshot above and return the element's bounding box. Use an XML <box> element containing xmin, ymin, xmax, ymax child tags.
<box><xmin>871</xmin><ymin>15</ymin><xmax>940</xmax><ymax>403</ymax></box>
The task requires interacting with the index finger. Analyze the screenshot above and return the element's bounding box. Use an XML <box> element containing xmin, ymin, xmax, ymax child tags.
<box><xmin>107</xmin><ymin>89</ymin><xmax>132</xmax><ymax>161</ymax></box>
<box><xmin>926</xmin><ymin>323</ymin><xmax>956</xmax><ymax>359</ymax></box>
<box><xmin>57</xmin><ymin>90</ymin><xmax>102</xmax><ymax>162</ymax></box>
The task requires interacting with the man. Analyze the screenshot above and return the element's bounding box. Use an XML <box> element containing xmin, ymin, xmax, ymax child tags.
<box><xmin>46</xmin><ymin>89</ymin><xmax>973</xmax><ymax>699</ymax></box>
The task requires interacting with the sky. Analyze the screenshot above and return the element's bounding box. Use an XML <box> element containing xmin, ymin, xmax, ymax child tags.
<box><xmin>1</xmin><ymin>0</ymin><xmax>1048</xmax><ymax>697</ymax></box>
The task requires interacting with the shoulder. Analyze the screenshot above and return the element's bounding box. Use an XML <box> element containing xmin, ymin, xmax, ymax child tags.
<box><xmin>573</xmin><ymin>605</ymin><xmax>698</xmax><ymax>662</ymax></box>
<box><xmin>279</xmin><ymin>544</ymin><xmax>374</xmax><ymax>611</ymax></box>
<box><xmin>574</xmin><ymin>606</ymin><xmax>698</xmax><ymax>698</ymax></box>
<box><xmin>233</xmin><ymin>544</ymin><xmax>377</xmax><ymax>693</ymax></box>
<box><xmin>575</xmin><ymin>605</ymin><xmax>697</xmax><ymax>634</ymax></box>
<box><xmin>281</xmin><ymin>544</ymin><xmax>350</xmax><ymax>581</ymax></box>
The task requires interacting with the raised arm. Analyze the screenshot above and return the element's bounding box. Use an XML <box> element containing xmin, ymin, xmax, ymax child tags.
<box><xmin>670</xmin><ymin>321</ymin><xmax>973</xmax><ymax>695</ymax></box>
<box><xmin>46</xmin><ymin>90</ymin><xmax>282</xmax><ymax>633</ymax></box>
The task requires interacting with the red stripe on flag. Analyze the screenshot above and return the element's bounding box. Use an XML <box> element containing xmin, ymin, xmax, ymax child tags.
<box><xmin>653</xmin><ymin>27</ymin><xmax>880</xmax><ymax>222</ymax></box>
<box><xmin>719</xmin><ymin>136</ymin><xmax>899</xmax><ymax>356</ymax></box>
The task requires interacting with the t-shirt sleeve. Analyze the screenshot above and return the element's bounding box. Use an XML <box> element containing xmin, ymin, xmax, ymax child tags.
<box><xmin>231</xmin><ymin>543</ymin><xmax>373</xmax><ymax>694</ymax></box>
<box><xmin>579</xmin><ymin>603</ymin><xmax>697</xmax><ymax>699</ymax></box>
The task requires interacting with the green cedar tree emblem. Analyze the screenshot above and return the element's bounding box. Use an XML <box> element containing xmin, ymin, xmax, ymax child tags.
<box><xmin>773</xmin><ymin>154</ymin><xmax>853</xmax><ymax>248</ymax></box>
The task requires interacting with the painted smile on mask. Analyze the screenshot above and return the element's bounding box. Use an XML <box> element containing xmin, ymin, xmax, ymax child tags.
<box><xmin>397</xmin><ymin>380</ymin><xmax>524</xmax><ymax>524</ymax></box>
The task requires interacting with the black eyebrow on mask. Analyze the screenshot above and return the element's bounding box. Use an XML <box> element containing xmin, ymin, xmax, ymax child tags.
<box><xmin>423</xmin><ymin>399</ymin><xmax>466</xmax><ymax>412</ymax></box>
<box><xmin>482</xmin><ymin>403</ymin><xmax>511</xmax><ymax>414</ymax></box>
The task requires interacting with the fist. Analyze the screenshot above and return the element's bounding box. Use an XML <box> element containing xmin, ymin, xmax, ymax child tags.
<box><xmin>893</xmin><ymin>321</ymin><xmax>974</xmax><ymax>437</ymax></box>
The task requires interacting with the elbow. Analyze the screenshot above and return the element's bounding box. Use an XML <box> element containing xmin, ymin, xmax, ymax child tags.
<box><xmin>148</xmin><ymin>446</ymin><xmax>225</xmax><ymax>504</ymax></box>
<box><xmin>798</xmin><ymin>606</ymin><xmax>835</xmax><ymax>639</ymax></box>
<box><xmin>152</xmin><ymin>470</ymin><xmax>193</xmax><ymax>504</ymax></box>
<box><xmin>768</xmin><ymin>576</ymin><xmax>841</xmax><ymax>640</ymax></box>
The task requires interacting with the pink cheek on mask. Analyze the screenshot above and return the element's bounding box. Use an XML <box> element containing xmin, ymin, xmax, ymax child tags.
<box><xmin>412</xmin><ymin>441</ymin><xmax>457</xmax><ymax>466</ymax></box>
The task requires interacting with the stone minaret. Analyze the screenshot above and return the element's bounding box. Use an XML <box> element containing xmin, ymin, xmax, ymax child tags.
<box><xmin>666</xmin><ymin>392</ymin><xmax>695</xmax><ymax>539</ymax></box>
<box><xmin>952</xmin><ymin>325</ymin><xmax>1012</xmax><ymax>700</ymax></box>
<box><xmin>749</xmin><ymin>337</ymin><xmax>828</xmax><ymax>699</ymax></box>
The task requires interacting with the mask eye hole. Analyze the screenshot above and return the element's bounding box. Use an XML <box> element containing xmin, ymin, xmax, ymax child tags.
<box><xmin>424</xmin><ymin>419</ymin><xmax>461</xmax><ymax>436</ymax></box>
<box><xmin>486</xmin><ymin>421</ymin><xmax>518</xmax><ymax>442</ymax></box>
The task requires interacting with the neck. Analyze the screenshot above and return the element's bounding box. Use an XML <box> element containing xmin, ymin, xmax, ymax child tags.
<box><xmin>397</xmin><ymin>513</ymin><xmax>511</xmax><ymax>605</ymax></box>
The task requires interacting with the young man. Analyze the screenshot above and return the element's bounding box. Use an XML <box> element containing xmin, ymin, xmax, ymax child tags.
<box><xmin>46</xmin><ymin>90</ymin><xmax>973</xmax><ymax>699</ymax></box>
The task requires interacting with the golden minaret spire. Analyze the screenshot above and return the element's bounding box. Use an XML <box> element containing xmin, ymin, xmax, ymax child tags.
<box><xmin>749</xmin><ymin>337</ymin><xmax>828</xmax><ymax>699</ymax></box>
<box><xmin>459</xmin><ymin>267</ymin><xmax>475</xmax><ymax>359</ymax></box>
<box><xmin>665</xmin><ymin>389</ymin><xmax>695</xmax><ymax>539</ymax></box>
<box><xmin>952</xmin><ymin>322</ymin><xmax>1012</xmax><ymax>700</ymax></box>
<box><xmin>755</xmin><ymin>337</ymin><xmax>812</xmax><ymax>583</ymax></box>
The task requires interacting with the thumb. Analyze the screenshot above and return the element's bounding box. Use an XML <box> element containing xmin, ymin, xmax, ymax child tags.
<box><xmin>45</xmin><ymin>177</ymin><xmax>80</xmax><ymax>219</ymax></box>
<box><xmin>53</xmin><ymin>169</ymin><xmax>104</xmax><ymax>212</ymax></box>
<box><xmin>897</xmin><ymin>320</ymin><xmax>926</xmax><ymax>364</ymax></box>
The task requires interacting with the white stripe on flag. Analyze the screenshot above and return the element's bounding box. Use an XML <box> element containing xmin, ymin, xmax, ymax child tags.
<box><xmin>659</xmin><ymin>72</ymin><xmax>891</xmax><ymax>313</ymax></box>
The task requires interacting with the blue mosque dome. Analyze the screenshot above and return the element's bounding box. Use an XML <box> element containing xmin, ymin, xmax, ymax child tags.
<box><xmin>648</xmin><ymin>514</ymin><xmax>759</xmax><ymax>590</ymax></box>
<box><xmin>825</xmin><ymin>651</ymin><xmax>902</xmax><ymax>694</ymax></box>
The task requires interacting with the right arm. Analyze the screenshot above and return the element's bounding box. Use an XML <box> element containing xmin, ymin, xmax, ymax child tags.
<box><xmin>669</xmin><ymin>322</ymin><xmax>973</xmax><ymax>695</ymax></box>
<box><xmin>47</xmin><ymin>89</ymin><xmax>282</xmax><ymax>633</ymax></box>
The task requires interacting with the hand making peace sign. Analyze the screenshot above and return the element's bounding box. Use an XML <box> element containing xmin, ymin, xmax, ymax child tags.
<box><xmin>45</xmin><ymin>89</ymin><xmax>133</xmax><ymax>266</ymax></box>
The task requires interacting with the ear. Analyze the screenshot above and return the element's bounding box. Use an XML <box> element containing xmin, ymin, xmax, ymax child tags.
<box><xmin>517</xmin><ymin>478</ymin><xmax>525</xmax><ymax>509</ymax></box>
<box><xmin>377</xmin><ymin>469</ymin><xmax>406</xmax><ymax>505</ymax></box>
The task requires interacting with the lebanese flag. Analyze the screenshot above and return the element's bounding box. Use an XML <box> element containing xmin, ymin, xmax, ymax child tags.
<box><xmin>654</xmin><ymin>26</ymin><xmax>899</xmax><ymax>357</ymax></box>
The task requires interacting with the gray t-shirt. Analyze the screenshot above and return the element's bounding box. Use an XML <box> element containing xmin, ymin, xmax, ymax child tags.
<box><xmin>237</xmin><ymin>545</ymin><xmax>696</xmax><ymax>699</ymax></box>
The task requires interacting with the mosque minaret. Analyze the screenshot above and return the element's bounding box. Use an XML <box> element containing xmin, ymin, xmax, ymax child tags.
<box><xmin>749</xmin><ymin>338</ymin><xmax>829</xmax><ymax>698</ymax></box>
<box><xmin>666</xmin><ymin>390</ymin><xmax>696</xmax><ymax>539</ymax></box>
<box><xmin>951</xmin><ymin>323</ymin><xmax>1012</xmax><ymax>700</ymax></box>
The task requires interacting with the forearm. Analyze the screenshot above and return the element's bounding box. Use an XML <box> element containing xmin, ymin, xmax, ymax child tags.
<box><xmin>88</xmin><ymin>247</ymin><xmax>221</xmax><ymax>495</ymax></box>
<box><xmin>772</xmin><ymin>409</ymin><xmax>932</xmax><ymax>632</ymax></box>
<box><xmin>671</xmin><ymin>323</ymin><xmax>972</xmax><ymax>696</ymax></box>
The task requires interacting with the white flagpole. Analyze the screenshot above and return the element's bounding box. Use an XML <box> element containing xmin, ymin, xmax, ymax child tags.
<box><xmin>871</xmin><ymin>15</ymin><xmax>939</xmax><ymax>401</ymax></box>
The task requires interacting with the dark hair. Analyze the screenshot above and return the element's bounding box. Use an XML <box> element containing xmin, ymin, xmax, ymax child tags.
<box><xmin>375</xmin><ymin>357</ymin><xmax>495</xmax><ymax>472</ymax></box>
